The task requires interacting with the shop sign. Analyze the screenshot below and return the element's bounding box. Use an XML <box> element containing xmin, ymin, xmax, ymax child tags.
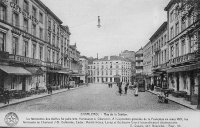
<box><xmin>9</xmin><ymin>55</ymin><xmax>42</xmax><ymax>66</ymax></box>
<box><xmin>12</xmin><ymin>28</ymin><xmax>38</xmax><ymax>41</ymax></box>
<box><xmin>10</xmin><ymin>2</ymin><xmax>39</xmax><ymax>24</ymax></box>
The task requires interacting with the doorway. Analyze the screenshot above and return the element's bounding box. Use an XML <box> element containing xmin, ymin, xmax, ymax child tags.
<box><xmin>22</xmin><ymin>77</ymin><xmax>26</xmax><ymax>91</ymax></box>
<box><xmin>176</xmin><ymin>73</ymin><xmax>179</xmax><ymax>91</ymax></box>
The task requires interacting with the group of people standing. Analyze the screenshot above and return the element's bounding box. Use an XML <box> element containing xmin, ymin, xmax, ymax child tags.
<box><xmin>117</xmin><ymin>81</ymin><xmax>139</xmax><ymax>96</ymax></box>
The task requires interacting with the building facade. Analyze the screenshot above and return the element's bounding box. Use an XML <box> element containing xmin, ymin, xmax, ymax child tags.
<box><xmin>93</xmin><ymin>56</ymin><xmax>131</xmax><ymax>83</ymax></box>
<box><xmin>165</xmin><ymin>0</ymin><xmax>200</xmax><ymax>104</ymax></box>
<box><xmin>150</xmin><ymin>22</ymin><xmax>168</xmax><ymax>89</ymax></box>
<box><xmin>135</xmin><ymin>48</ymin><xmax>143</xmax><ymax>74</ymax></box>
<box><xmin>0</xmin><ymin>0</ymin><xmax>74</xmax><ymax>92</ymax></box>
<box><xmin>119</xmin><ymin>50</ymin><xmax>136</xmax><ymax>83</ymax></box>
<box><xmin>79</xmin><ymin>56</ymin><xmax>89</xmax><ymax>83</ymax></box>
<box><xmin>143</xmin><ymin>41</ymin><xmax>153</xmax><ymax>87</ymax></box>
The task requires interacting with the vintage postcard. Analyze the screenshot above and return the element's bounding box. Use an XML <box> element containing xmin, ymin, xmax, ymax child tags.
<box><xmin>0</xmin><ymin>0</ymin><xmax>200</xmax><ymax>127</ymax></box>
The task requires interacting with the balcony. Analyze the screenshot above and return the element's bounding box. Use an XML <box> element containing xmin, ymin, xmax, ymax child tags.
<box><xmin>168</xmin><ymin>53</ymin><xmax>196</xmax><ymax>66</ymax></box>
<box><xmin>9</xmin><ymin>54</ymin><xmax>42</xmax><ymax>66</ymax></box>
<box><xmin>46</xmin><ymin>62</ymin><xmax>62</xmax><ymax>69</ymax></box>
<box><xmin>136</xmin><ymin>60</ymin><xmax>143</xmax><ymax>63</ymax></box>
<box><xmin>135</xmin><ymin>66</ymin><xmax>143</xmax><ymax>69</ymax></box>
<box><xmin>154</xmin><ymin>47</ymin><xmax>161</xmax><ymax>53</ymax></box>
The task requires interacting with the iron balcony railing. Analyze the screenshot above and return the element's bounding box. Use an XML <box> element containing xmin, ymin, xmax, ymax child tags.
<box><xmin>168</xmin><ymin>52</ymin><xmax>196</xmax><ymax>66</ymax></box>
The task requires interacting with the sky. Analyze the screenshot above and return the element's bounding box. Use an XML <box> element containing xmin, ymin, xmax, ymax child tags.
<box><xmin>41</xmin><ymin>0</ymin><xmax>170</xmax><ymax>58</ymax></box>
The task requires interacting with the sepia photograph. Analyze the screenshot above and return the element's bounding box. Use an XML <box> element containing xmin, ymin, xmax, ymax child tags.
<box><xmin>0</xmin><ymin>0</ymin><xmax>200</xmax><ymax>127</ymax></box>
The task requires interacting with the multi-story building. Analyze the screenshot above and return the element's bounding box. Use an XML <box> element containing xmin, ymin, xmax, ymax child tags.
<box><xmin>150</xmin><ymin>22</ymin><xmax>168</xmax><ymax>89</ymax></box>
<box><xmin>93</xmin><ymin>56</ymin><xmax>131</xmax><ymax>83</ymax></box>
<box><xmin>143</xmin><ymin>41</ymin><xmax>153</xmax><ymax>87</ymax></box>
<box><xmin>79</xmin><ymin>56</ymin><xmax>89</xmax><ymax>83</ymax></box>
<box><xmin>0</xmin><ymin>0</ymin><xmax>72</xmax><ymax>92</ymax></box>
<box><xmin>165</xmin><ymin>0</ymin><xmax>200</xmax><ymax>104</ymax></box>
<box><xmin>119</xmin><ymin>50</ymin><xmax>136</xmax><ymax>83</ymax></box>
<box><xmin>135</xmin><ymin>48</ymin><xmax>143</xmax><ymax>74</ymax></box>
<box><xmin>69</xmin><ymin>44</ymin><xmax>82</xmax><ymax>84</ymax></box>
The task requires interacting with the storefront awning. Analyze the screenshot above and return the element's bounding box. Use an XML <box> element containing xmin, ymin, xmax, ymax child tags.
<box><xmin>167</xmin><ymin>63</ymin><xmax>200</xmax><ymax>73</ymax></box>
<box><xmin>58</xmin><ymin>70</ymin><xmax>72</xmax><ymax>74</ymax></box>
<box><xmin>0</xmin><ymin>65</ymin><xmax>31</xmax><ymax>75</ymax></box>
<box><xmin>25</xmin><ymin>67</ymin><xmax>44</xmax><ymax>75</ymax></box>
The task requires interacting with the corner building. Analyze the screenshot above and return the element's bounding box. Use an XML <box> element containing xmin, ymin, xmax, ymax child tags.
<box><xmin>0</xmin><ymin>0</ymin><xmax>71</xmax><ymax>92</ymax></box>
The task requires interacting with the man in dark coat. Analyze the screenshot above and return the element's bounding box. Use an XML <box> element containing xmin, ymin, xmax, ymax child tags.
<box><xmin>3</xmin><ymin>89</ymin><xmax>9</xmax><ymax>104</ymax></box>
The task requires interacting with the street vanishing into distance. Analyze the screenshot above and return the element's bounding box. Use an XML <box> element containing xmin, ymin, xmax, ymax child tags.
<box><xmin>0</xmin><ymin>84</ymin><xmax>190</xmax><ymax>112</ymax></box>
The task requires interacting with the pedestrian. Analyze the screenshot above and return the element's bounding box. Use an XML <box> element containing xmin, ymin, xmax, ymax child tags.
<box><xmin>3</xmin><ymin>89</ymin><xmax>9</xmax><ymax>104</ymax></box>
<box><xmin>118</xmin><ymin>82</ymin><xmax>122</xmax><ymax>96</ymax></box>
<box><xmin>49</xmin><ymin>86</ymin><xmax>52</xmax><ymax>94</ymax></box>
<box><xmin>110</xmin><ymin>83</ymin><xmax>113</xmax><ymax>88</ymax></box>
<box><xmin>124</xmin><ymin>82</ymin><xmax>129</xmax><ymax>94</ymax></box>
<box><xmin>134</xmin><ymin>81</ymin><xmax>139</xmax><ymax>96</ymax></box>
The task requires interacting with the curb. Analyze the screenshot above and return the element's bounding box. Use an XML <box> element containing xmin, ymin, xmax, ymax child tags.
<box><xmin>0</xmin><ymin>85</ymin><xmax>87</xmax><ymax>109</ymax></box>
<box><xmin>146</xmin><ymin>90</ymin><xmax>197</xmax><ymax>111</ymax></box>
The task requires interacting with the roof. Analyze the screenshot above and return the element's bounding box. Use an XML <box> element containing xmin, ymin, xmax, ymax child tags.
<box><xmin>80</xmin><ymin>56</ymin><xmax>88</xmax><ymax>60</ymax></box>
<box><xmin>95</xmin><ymin>56</ymin><xmax>131</xmax><ymax>62</ymax></box>
<box><xmin>164</xmin><ymin>0</ymin><xmax>176</xmax><ymax>11</ymax></box>
<box><xmin>149</xmin><ymin>22</ymin><xmax>167</xmax><ymax>42</ymax></box>
<box><xmin>36</xmin><ymin>0</ymin><xmax>63</xmax><ymax>24</ymax></box>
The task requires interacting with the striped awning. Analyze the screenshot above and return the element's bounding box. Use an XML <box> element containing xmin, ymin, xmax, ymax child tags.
<box><xmin>0</xmin><ymin>65</ymin><xmax>31</xmax><ymax>75</ymax></box>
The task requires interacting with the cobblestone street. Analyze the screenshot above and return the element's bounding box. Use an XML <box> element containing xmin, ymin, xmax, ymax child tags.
<box><xmin>0</xmin><ymin>84</ymin><xmax>191</xmax><ymax>112</ymax></box>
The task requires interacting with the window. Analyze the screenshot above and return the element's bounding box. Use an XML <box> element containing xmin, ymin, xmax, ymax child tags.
<box><xmin>47</xmin><ymin>48</ymin><xmax>50</xmax><ymax>62</ymax></box>
<box><xmin>171</xmin><ymin>45</ymin><xmax>174</xmax><ymax>58</ymax></box>
<box><xmin>181</xmin><ymin>19</ymin><xmax>186</xmax><ymax>31</ymax></box>
<box><xmin>53</xmin><ymin>23</ymin><xmax>56</xmax><ymax>32</ymax></box>
<box><xmin>164</xmin><ymin>50</ymin><xmax>167</xmax><ymax>62</ymax></box>
<box><xmin>32</xmin><ymin>6</ymin><xmax>37</xmax><ymax>18</ymax></box>
<box><xmin>164</xmin><ymin>35</ymin><xmax>167</xmax><ymax>45</ymax></box>
<box><xmin>23</xmin><ymin>40</ymin><xmax>28</xmax><ymax>57</ymax></box>
<box><xmin>12</xmin><ymin>37</ymin><xmax>18</xmax><ymax>55</ymax></box>
<box><xmin>52</xmin><ymin>51</ymin><xmax>55</xmax><ymax>63</ymax></box>
<box><xmin>57</xmin><ymin>36</ymin><xmax>59</xmax><ymax>47</ymax></box>
<box><xmin>52</xmin><ymin>35</ymin><xmax>55</xmax><ymax>46</ymax></box>
<box><xmin>110</xmin><ymin>70</ymin><xmax>112</xmax><ymax>75</ymax></box>
<box><xmin>39</xmin><ymin>45</ymin><xmax>43</xmax><ymax>60</ymax></box>
<box><xmin>12</xmin><ymin>12</ymin><xmax>19</xmax><ymax>27</ymax></box>
<box><xmin>0</xmin><ymin>4</ymin><xmax>6</xmax><ymax>21</ymax></box>
<box><xmin>106</xmin><ymin>70</ymin><xmax>108</xmax><ymax>75</ymax></box>
<box><xmin>39</xmin><ymin>12</ymin><xmax>43</xmax><ymax>23</ymax></box>
<box><xmin>175</xmin><ymin>22</ymin><xmax>179</xmax><ymax>36</ymax></box>
<box><xmin>23</xmin><ymin>18</ymin><xmax>28</xmax><ymax>32</ymax></box>
<box><xmin>175</xmin><ymin>42</ymin><xmax>179</xmax><ymax>57</ymax></box>
<box><xmin>48</xmin><ymin>19</ymin><xmax>51</xmax><ymax>29</ymax></box>
<box><xmin>0</xmin><ymin>32</ymin><xmax>5</xmax><ymax>52</ymax></box>
<box><xmin>32</xmin><ymin>43</ymin><xmax>36</xmax><ymax>59</ymax></box>
<box><xmin>170</xmin><ymin>27</ymin><xmax>174</xmax><ymax>39</ymax></box>
<box><xmin>39</xmin><ymin>27</ymin><xmax>43</xmax><ymax>39</ymax></box>
<box><xmin>57</xmin><ymin>26</ymin><xmax>59</xmax><ymax>35</ymax></box>
<box><xmin>23</xmin><ymin>0</ymin><xmax>29</xmax><ymax>12</ymax></box>
<box><xmin>48</xmin><ymin>32</ymin><xmax>51</xmax><ymax>43</ymax></box>
<box><xmin>181</xmin><ymin>40</ymin><xmax>186</xmax><ymax>55</ymax></box>
<box><xmin>57</xmin><ymin>52</ymin><xmax>59</xmax><ymax>63</ymax></box>
<box><xmin>32</xmin><ymin>23</ymin><xmax>36</xmax><ymax>36</ymax></box>
<box><xmin>170</xmin><ymin>10</ymin><xmax>174</xmax><ymax>22</ymax></box>
<box><xmin>116</xmin><ymin>70</ymin><xmax>119</xmax><ymax>75</ymax></box>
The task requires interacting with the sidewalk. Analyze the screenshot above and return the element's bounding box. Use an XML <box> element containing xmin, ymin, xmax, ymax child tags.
<box><xmin>0</xmin><ymin>84</ymin><xmax>88</xmax><ymax>109</ymax></box>
<box><xmin>147</xmin><ymin>90</ymin><xmax>198</xmax><ymax>111</ymax></box>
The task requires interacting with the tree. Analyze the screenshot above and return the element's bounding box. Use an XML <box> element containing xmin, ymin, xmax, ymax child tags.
<box><xmin>175</xmin><ymin>0</ymin><xmax>200</xmax><ymax>109</ymax></box>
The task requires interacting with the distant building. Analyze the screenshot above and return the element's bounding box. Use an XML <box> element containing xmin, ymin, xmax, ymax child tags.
<box><xmin>150</xmin><ymin>22</ymin><xmax>168</xmax><ymax>89</ymax></box>
<box><xmin>93</xmin><ymin>56</ymin><xmax>131</xmax><ymax>83</ymax></box>
<box><xmin>143</xmin><ymin>41</ymin><xmax>153</xmax><ymax>87</ymax></box>
<box><xmin>79</xmin><ymin>56</ymin><xmax>89</xmax><ymax>83</ymax></box>
<box><xmin>135</xmin><ymin>48</ymin><xmax>143</xmax><ymax>74</ymax></box>
<box><xmin>119</xmin><ymin>50</ymin><xmax>135</xmax><ymax>62</ymax></box>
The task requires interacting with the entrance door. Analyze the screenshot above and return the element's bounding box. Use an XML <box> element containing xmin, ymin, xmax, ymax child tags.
<box><xmin>0</xmin><ymin>72</ymin><xmax>4</xmax><ymax>89</ymax></box>
<box><xmin>22</xmin><ymin>77</ymin><xmax>26</xmax><ymax>91</ymax></box>
<box><xmin>176</xmin><ymin>73</ymin><xmax>179</xmax><ymax>91</ymax></box>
